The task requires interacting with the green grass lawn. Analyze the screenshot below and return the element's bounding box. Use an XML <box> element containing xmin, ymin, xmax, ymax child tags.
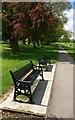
<box><xmin>58</xmin><ymin>42</ymin><xmax>75</xmax><ymax>60</ymax></box>
<box><xmin>1</xmin><ymin>42</ymin><xmax>58</xmax><ymax>95</ymax></box>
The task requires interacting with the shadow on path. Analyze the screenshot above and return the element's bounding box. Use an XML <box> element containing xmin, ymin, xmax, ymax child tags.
<box><xmin>33</xmin><ymin>80</ymin><xmax>48</xmax><ymax>105</ymax></box>
<box><xmin>58</xmin><ymin>47</ymin><xmax>74</xmax><ymax>64</ymax></box>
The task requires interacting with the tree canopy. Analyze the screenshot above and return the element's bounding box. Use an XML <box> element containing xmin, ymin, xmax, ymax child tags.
<box><xmin>2</xmin><ymin>2</ymin><xmax>72</xmax><ymax>53</ymax></box>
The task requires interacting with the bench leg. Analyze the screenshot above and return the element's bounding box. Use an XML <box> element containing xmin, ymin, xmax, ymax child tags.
<box><xmin>28</xmin><ymin>85</ymin><xmax>34</xmax><ymax>104</ymax></box>
<box><xmin>45</xmin><ymin>63</ymin><xmax>47</xmax><ymax>71</ymax></box>
<box><xmin>13</xmin><ymin>87</ymin><xmax>18</xmax><ymax>101</ymax></box>
<box><xmin>40</xmin><ymin>71</ymin><xmax>44</xmax><ymax>80</ymax></box>
<box><xmin>42</xmin><ymin>72</ymin><xmax>44</xmax><ymax>80</ymax></box>
<box><xmin>13</xmin><ymin>93</ymin><xmax>16</xmax><ymax>101</ymax></box>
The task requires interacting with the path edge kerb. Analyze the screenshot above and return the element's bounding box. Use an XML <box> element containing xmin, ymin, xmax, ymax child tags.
<box><xmin>45</xmin><ymin>63</ymin><xmax>57</xmax><ymax>115</ymax></box>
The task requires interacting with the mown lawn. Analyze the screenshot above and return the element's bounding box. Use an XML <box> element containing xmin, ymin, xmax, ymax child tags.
<box><xmin>58</xmin><ymin>42</ymin><xmax>75</xmax><ymax>60</ymax></box>
<box><xmin>1</xmin><ymin>42</ymin><xmax>58</xmax><ymax>94</ymax></box>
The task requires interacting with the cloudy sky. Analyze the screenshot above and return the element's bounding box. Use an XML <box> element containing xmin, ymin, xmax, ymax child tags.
<box><xmin>64</xmin><ymin>1</ymin><xmax>75</xmax><ymax>39</ymax></box>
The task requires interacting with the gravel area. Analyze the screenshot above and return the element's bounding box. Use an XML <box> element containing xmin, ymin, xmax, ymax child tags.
<box><xmin>0</xmin><ymin>110</ymin><xmax>45</xmax><ymax>120</ymax></box>
<box><xmin>1</xmin><ymin>110</ymin><xmax>73</xmax><ymax>120</ymax></box>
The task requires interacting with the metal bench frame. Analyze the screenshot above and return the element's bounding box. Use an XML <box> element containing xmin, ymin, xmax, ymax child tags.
<box><xmin>38</xmin><ymin>55</ymin><xmax>50</xmax><ymax>71</ymax></box>
<box><xmin>10</xmin><ymin>60</ymin><xmax>44</xmax><ymax>103</ymax></box>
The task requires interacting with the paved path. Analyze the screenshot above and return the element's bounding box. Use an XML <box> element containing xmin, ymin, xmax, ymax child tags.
<box><xmin>46</xmin><ymin>47</ymin><xmax>74</xmax><ymax>119</ymax></box>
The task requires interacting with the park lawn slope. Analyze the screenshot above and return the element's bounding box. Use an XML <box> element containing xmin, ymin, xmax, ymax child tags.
<box><xmin>1</xmin><ymin>43</ymin><xmax>58</xmax><ymax>94</ymax></box>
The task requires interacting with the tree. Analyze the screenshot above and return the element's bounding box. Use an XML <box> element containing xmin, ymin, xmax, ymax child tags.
<box><xmin>59</xmin><ymin>30</ymin><xmax>72</xmax><ymax>42</ymax></box>
<box><xmin>2</xmin><ymin>2</ymin><xmax>72</xmax><ymax>53</ymax></box>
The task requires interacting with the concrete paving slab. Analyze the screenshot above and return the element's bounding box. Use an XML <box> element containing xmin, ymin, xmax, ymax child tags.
<box><xmin>37</xmin><ymin>64</ymin><xmax>56</xmax><ymax>80</ymax></box>
<box><xmin>0</xmin><ymin>99</ymin><xmax>47</xmax><ymax>116</ymax></box>
<box><xmin>0</xmin><ymin>64</ymin><xmax>56</xmax><ymax>116</ymax></box>
<box><xmin>37</xmin><ymin>72</ymin><xmax>54</xmax><ymax>81</ymax></box>
<box><xmin>43</xmin><ymin>72</ymin><xmax>54</xmax><ymax>81</ymax></box>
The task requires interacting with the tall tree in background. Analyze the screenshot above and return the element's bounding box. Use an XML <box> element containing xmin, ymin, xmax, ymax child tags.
<box><xmin>2</xmin><ymin>2</ymin><xmax>72</xmax><ymax>53</ymax></box>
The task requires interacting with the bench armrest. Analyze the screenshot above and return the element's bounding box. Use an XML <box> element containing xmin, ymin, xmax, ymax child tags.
<box><xmin>33</xmin><ymin>64</ymin><xmax>43</xmax><ymax>71</ymax></box>
<box><xmin>30</xmin><ymin>60</ymin><xmax>43</xmax><ymax>71</ymax></box>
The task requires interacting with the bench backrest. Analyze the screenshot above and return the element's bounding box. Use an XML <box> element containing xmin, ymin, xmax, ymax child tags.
<box><xmin>10</xmin><ymin>61</ymin><xmax>33</xmax><ymax>84</ymax></box>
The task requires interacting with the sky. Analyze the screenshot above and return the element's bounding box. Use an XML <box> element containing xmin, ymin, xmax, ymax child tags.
<box><xmin>64</xmin><ymin>1</ymin><xmax>75</xmax><ymax>39</ymax></box>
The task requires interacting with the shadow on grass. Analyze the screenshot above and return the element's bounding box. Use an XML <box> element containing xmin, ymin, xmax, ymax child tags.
<box><xmin>62</xmin><ymin>45</ymin><xmax>74</xmax><ymax>50</ymax></box>
<box><xmin>2</xmin><ymin>44</ymin><xmax>58</xmax><ymax>62</ymax></box>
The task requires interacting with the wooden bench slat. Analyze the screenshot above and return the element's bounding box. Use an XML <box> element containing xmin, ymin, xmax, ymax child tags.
<box><xmin>14</xmin><ymin>63</ymin><xmax>33</xmax><ymax>79</ymax></box>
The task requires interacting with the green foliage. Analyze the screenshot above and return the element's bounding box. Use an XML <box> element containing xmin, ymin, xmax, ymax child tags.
<box><xmin>58</xmin><ymin>30</ymin><xmax>72</xmax><ymax>42</ymax></box>
<box><xmin>59</xmin><ymin>38</ymin><xmax>70</xmax><ymax>42</ymax></box>
<box><xmin>2</xmin><ymin>2</ymin><xmax>72</xmax><ymax>51</ymax></box>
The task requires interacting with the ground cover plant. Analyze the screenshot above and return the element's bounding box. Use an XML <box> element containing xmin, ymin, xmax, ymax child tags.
<box><xmin>1</xmin><ymin>42</ymin><xmax>58</xmax><ymax>94</ymax></box>
<box><xmin>59</xmin><ymin>42</ymin><xmax>75</xmax><ymax>60</ymax></box>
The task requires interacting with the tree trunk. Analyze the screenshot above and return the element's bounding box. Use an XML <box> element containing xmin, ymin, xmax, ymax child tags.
<box><xmin>11</xmin><ymin>39</ymin><xmax>18</xmax><ymax>54</ymax></box>
<box><xmin>28</xmin><ymin>37</ymin><xmax>31</xmax><ymax>45</ymax></box>
<box><xmin>31</xmin><ymin>35</ymin><xmax>37</xmax><ymax>48</ymax></box>
<box><xmin>22</xmin><ymin>35</ymin><xmax>26</xmax><ymax>45</ymax></box>
<box><xmin>9</xmin><ymin>39</ymin><xmax>12</xmax><ymax>48</ymax></box>
<box><xmin>33</xmin><ymin>40</ymin><xmax>37</xmax><ymax>48</ymax></box>
<box><xmin>37</xmin><ymin>40</ymin><xmax>40</xmax><ymax>46</ymax></box>
<box><xmin>23</xmin><ymin>38</ymin><xmax>26</xmax><ymax>45</ymax></box>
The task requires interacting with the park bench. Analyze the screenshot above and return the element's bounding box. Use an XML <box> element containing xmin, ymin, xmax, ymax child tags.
<box><xmin>9</xmin><ymin>60</ymin><xmax>44</xmax><ymax>103</ymax></box>
<box><xmin>38</xmin><ymin>55</ymin><xmax>50</xmax><ymax>71</ymax></box>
